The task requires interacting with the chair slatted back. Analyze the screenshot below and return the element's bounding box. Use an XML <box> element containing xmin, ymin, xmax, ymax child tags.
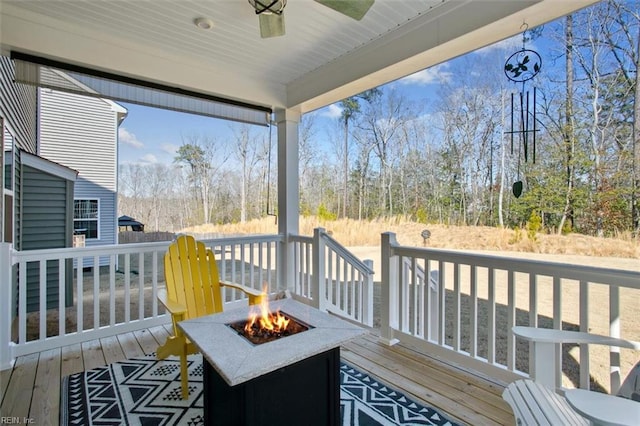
<box><xmin>164</xmin><ymin>235</ymin><xmax>223</xmax><ymax>320</ymax></box>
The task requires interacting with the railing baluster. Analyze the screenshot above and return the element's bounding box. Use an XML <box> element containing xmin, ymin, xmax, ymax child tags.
<box><xmin>76</xmin><ymin>256</ymin><xmax>83</xmax><ymax>333</ymax></box>
<box><xmin>39</xmin><ymin>260</ymin><xmax>46</xmax><ymax>340</ymax></box>
<box><xmin>138</xmin><ymin>252</ymin><xmax>145</xmax><ymax>321</ymax></box>
<box><xmin>553</xmin><ymin>275</ymin><xmax>562</xmax><ymax>389</ymax></box>
<box><xmin>124</xmin><ymin>253</ymin><xmax>131</xmax><ymax>324</ymax></box>
<box><xmin>109</xmin><ymin>254</ymin><xmax>116</xmax><ymax>326</ymax></box>
<box><xmin>470</xmin><ymin>265</ymin><xmax>477</xmax><ymax>358</ymax></box>
<box><xmin>507</xmin><ymin>270</ymin><xmax>516</xmax><ymax>371</ymax></box>
<box><xmin>487</xmin><ymin>267</ymin><xmax>496</xmax><ymax>364</ymax></box>
<box><xmin>152</xmin><ymin>250</ymin><xmax>158</xmax><ymax>317</ymax></box>
<box><xmin>610</xmin><ymin>285</ymin><xmax>621</xmax><ymax>393</ymax></box>
<box><xmin>579</xmin><ymin>279</ymin><xmax>589</xmax><ymax>390</ymax></box>
<box><xmin>93</xmin><ymin>257</ymin><xmax>100</xmax><ymax>330</ymax></box>
<box><xmin>453</xmin><ymin>262</ymin><xmax>460</xmax><ymax>351</ymax></box>
<box><xmin>528</xmin><ymin>273</ymin><xmax>538</xmax><ymax>375</ymax></box>
<box><xmin>411</xmin><ymin>257</ymin><xmax>417</xmax><ymax>336</ymax></box>
<box><xmin>437</xmin><ymin>260</ymin><xmax>445</xmax><ymax>346</ymax></box>
<box><xmin>18</xmin><ymin>262</ymin><xmax>27</xmax><ymax>343</ymax></box>
<box><xmin>425</xmin><ymin>260</ymin><xmax>432</xmax><ymax>341</ymax></box>
<box><xmin>58</xmin><ymin>259</ymin><xmax>65</xmax><ymax>337</ymax></box>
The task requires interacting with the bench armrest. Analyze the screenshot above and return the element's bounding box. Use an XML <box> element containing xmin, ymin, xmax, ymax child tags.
<box><xmin>512</xmin><ymin>326</ymin><xmax>640</xmax><ymax>350</ymax></box>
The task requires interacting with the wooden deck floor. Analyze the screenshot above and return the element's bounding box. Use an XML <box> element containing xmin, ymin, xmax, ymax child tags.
<box><xmin>0</xmin><ymin>325</ymin><xmax>514</xmax><ymax>425</ymax></box>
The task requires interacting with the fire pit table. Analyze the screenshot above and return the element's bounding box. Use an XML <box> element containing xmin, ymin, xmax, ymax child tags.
<box><xmin>178</xmin><ymin>298</ymin><xmax>366</xmax><ymax>426</ymax></box>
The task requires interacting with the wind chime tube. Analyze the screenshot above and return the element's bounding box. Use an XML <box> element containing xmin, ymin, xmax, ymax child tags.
<box><xmin>525</xmin><ymin>90</ymin><xmax>530</xmax><ymax>162</ymax></box>
<box><xmin>533</xmin><ymin>87</ymin><xmax>537</xmax><ymax>163</ymax></box>
<box><xmin>510</xmin><ymin>92</ymin><xmax>514</xmax><ymax>155</ymax></box>
<box><xmin>520</xmin><ymin>91</ymin><xmax>527</xmax><ymax>163</ymax></box>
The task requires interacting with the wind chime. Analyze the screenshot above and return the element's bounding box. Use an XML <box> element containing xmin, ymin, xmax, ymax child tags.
<box><xmin>504</xmin><ymin>25</ymin><xmax>541</xmax><ymax>198</ymax></box>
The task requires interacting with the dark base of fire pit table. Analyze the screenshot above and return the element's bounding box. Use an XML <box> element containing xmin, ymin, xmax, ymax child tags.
<box><xmin>204</xmin><ymin>347</ymin><xmax>340</xmax><ymax>426</ymax></box>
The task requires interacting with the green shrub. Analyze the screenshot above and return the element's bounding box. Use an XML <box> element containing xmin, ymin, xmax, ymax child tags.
<box><xmin>317</xmin><ymin>203</ymin><xmax>337</xmax><ymax>221</ymax></box>
<box><xmin>414</xmin><ymin>207</ymin><xmax>428</xmax><ymax>224</ymax></box>
<box><xmin>526</xmin><ymin>211</ymin><xmax>542</xmax><ymax>242</ymax></box>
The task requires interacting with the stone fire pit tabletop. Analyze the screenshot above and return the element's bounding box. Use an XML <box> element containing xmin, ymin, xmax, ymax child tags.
<box><xmin>178</xmin><ymin>298</ymin><xmax>366</xmax><ymax>386</ymax></box>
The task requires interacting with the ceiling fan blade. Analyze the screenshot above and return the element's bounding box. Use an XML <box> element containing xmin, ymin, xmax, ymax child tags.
<box><xmin>314</xmin><ymin>0</ymin><xmax>374</xmax><ymax>20</ymax></box>
<box><xmin>259</xmin><ymin>13</ymin><xmax>285</xmax><ymax>38</ymax></box>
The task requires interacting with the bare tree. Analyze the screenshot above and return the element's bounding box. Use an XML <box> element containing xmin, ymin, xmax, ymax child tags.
<box><xmin>174</xmin><ymin>134</ymin><xmax>228</xmax><ymax>224</ymax></box>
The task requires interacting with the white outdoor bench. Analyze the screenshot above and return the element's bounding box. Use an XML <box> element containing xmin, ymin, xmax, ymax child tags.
<box><xmin>503</xmin><ymin>326</ymin><xmax>640</xmax><ymax>426</ymax></box>
<box><xmin>502</xmin><ymin>379</ymin><xmax>588</xmax><ymax>425</ymax></box>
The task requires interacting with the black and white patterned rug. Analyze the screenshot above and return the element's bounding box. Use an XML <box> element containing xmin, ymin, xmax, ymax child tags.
<box><xmin>61</xmin><ymin>354</ymin><xmax>461</xmax><ymax>426</ymax></box>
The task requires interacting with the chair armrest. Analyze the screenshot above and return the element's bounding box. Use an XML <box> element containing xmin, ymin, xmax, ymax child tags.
<box><xmin>158</xmin><ymin>288</ymin><xmax>188</xmax><ymax>316</ymax></box>
<box><xmin>220</xmin><ymin>280</ymin><xmax>265</xmax><ymax>305</ymax></box>
<box><xmin>512</xmin><ymin>326</ymin><xmax>640</xmax><ymax>350</ymax></box>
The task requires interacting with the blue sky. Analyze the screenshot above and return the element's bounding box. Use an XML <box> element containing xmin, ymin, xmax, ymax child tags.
<box><xmin>116</xmin><ymin>61</ymin><xmax>464</xmax><ymax>166</ymax></box>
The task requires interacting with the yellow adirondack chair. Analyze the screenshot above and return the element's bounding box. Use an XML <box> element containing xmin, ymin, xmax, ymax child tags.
<box><xmin>157</xmin><ymin>234</ymin><xmax>264</xmax><ymax>399</ymax></box>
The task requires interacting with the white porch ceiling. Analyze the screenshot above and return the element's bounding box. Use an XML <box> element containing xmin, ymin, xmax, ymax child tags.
<box><xmin>0</xmin><ymin>0</ymin><xmax>597</xmax><ymax>114</ymax></box>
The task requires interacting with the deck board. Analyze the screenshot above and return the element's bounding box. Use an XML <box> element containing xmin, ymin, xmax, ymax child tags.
<box><xmin>81</xmin><ymin>339</ymin><xmax>106</xmax><ymax>371</ymax></box>
<box><xmin>30</xmin><ymin>348</ymin><xmax>61</xmax><ymax>426</ymax></box>
<box><xmin>1</xmin><ymin>328</ymin><xmax>516</xmax><ymax>425</ymax></box>
<box><xmin>60</xmin><ymin>343</ymin><xmax>84</xmax><ymax>377</ymax></box>
<box><xmin>133</xmin><ymin>328</ymin><xmax>162</xmax><ymax>354</ymax></box>
<box><xmin>117</xmin><ymin>331</ymin><xmax>145</xmax><ymax>358</ymax></box>
<box><xmin>100</xmin><ymin>335</ymin><xmax>126</xmax><ymax>365</ymax></box>
<box><xmin>1</xmin><ymin>352</ymin><xmax>39</xmax><ymax>420</ymax></box>
<box><xmin>0</xmin><ymin>366</ymin><xmax>11</xmax><ymax>406</ymax></box>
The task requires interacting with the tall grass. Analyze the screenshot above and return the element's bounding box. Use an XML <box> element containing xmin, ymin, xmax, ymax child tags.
<box><xmin>182</xmin><ymin>216</ymin><xmax>639</xmax><ymax>258</ymax></box>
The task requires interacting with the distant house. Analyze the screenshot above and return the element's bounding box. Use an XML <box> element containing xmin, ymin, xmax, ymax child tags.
<box><xmin>2</xmin><ymin>57</ymin><xmax>78</xmax><ymax>312</ymax></box>
<box><xmin>38</xmin><ymin>69</ymin><xmax>127</xmax><ymax>250</ymax></box>
<box><xmin>1</xmin><ymin>57</ymin><xmax>126</xmax><ymax>311</ymax></box>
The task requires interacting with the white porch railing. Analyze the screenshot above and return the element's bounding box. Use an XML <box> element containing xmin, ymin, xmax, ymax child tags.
<box><xmin>380</xmin><ymin>232</ymin><xmax>640</xmax><ymax>391</ymax></box>
<box><xmin>290</xmin><ymin>228</ymin><xmax>375</xmax><ymax>326</ymax></box>
<box><xmin>0</xmin><ymin>234</ymin><xmax>284</xmax><ymax>369</ymax></box>
<box><xmin>0</xmin><ymin>230</ymin><xmax>374</xmax><ymax>369</ymax></box>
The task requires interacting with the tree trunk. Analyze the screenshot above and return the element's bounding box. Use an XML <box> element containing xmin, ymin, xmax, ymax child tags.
<box><xmin>559</xmin><ymin>14</ymin><xmax>576</xmax><ymax>235</ymax></box>
<box><xmin>633</xmin><ymin>27</ymin><xmax>640</xmax><ymax>236</ymax></box>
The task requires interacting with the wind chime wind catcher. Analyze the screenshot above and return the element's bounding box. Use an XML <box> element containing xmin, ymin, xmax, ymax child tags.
<box><xmin>504</xmin><ymin>24</ymin><xmax>541</xmax><ymax>198</ymax></box>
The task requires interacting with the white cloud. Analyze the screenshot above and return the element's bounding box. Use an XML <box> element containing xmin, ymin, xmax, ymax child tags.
<box><xmin>119</xmin><ymin>127</ymin><xmax>144</xmax><ymax>148</ymax></box>
<box><xmin>140</xmin><ymin>153</ymin><xmax>158</xmax><ymax>163</ymax></box>
<box><xmin>400</xmin><ymin>64</ymin><xmax>452</xmax><ymax>86</ymax></box>
<box><xmin>160</xmin><ymin>143</ymin><xmax>179</xmax><ymax>156</ymax></box>
<box><xmin>320</xmin><ymin>104</ymin><xmax>343</xmax><ymax>119</ymax></box>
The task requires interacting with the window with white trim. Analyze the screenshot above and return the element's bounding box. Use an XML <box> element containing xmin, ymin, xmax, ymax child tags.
<box><xmin>74</xmin><ymin>199</ymin><xmax>99</xmax><ymax>239</ymax></box>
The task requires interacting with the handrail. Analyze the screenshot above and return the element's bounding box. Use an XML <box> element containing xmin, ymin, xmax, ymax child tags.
<box><xmin>388</xmin><ymin>244</ymin><xmax>639</xmax><ymax>289</ymax></box>
<box><xmin>321</xmin><ymin>231</ymin><xmax>374</xmax><ymax>275</ymax></box>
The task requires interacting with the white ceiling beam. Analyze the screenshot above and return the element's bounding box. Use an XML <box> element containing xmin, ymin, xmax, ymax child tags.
<box><xmin>288</xmin><ymin>0</ymin><xmax>598</xmax><ymax>113</ymax></box>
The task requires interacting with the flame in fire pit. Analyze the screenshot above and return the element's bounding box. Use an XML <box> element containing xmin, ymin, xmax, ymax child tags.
<box><xmin>245</xmin><ymin>293</ymin><xmax>290</xmax><ymax>335</ymax></box>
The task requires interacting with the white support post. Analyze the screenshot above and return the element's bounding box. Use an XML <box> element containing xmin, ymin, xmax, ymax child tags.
<box><xmin>311</xmin><ymin>227</ymin><xmax>327</xmax><ymax>311</ymax></box>
<box><xmin>363</xmin><ymin>259</ymin><xmax>374</xmax><ymax>327</ymax></box>
<box><xmin>0</xmin><ymin>243</ymin><xmax>14</xmax><ymax>370</ymax></box>
<box><xmin>275</xmin><ymin>108</ymin><xmax>300</xmax><ymax>293</ymax></box>
<box><xmin>380</xmin><ymin>232</ymin><xmax>399</xmax><ymax>345</ymax></box>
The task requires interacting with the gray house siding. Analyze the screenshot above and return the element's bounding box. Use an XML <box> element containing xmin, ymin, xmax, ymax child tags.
<box><xmin>38</xmin><ymin>80</ymin><xmax>125</xmax><ymax>253</ymax></box>
<box><xmin>0</xmin><ymin>57</ymin><xmax>37</xmax><ymax>153</ymax></box>
<box><xmin>21</xmin><ymin>156</ymin><xmax>75</xmax><ymax>313</ymax></box>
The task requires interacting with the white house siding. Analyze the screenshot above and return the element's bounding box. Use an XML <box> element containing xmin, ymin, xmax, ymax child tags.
<box><xmin>0</xmin><ymin>57</ymin><xmax>37</xmax><ymax>153</ymax></box>
<box><xmin>38</xmin><ymin>86</ymin><xmax>124</xmax><ymax>253</ymax></box>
